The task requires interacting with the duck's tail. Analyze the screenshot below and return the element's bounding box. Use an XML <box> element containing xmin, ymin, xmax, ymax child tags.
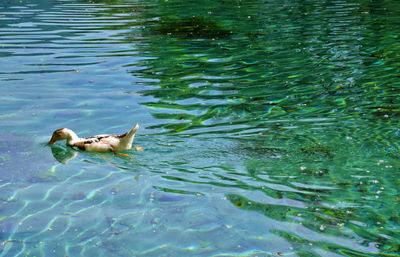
<box><xmin>119</xmin><ymin>123</ymin><xmax>139</xmax><ymax>146</ymax></box>
<box><xmin>129</xmin><ymin>123</ymin><xmax>139</xmax><ymax>136</ymax></box>
<box><xmin>126</xmin><ymin>123</ymin><xmax>139</xmax><ymax>139</ymax></box>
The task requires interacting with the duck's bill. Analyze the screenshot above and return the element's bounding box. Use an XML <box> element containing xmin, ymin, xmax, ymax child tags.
<box><xmin>46</xmin><ymin>139</ymin><xmax>56</xmax><ymax>145</ymax></box>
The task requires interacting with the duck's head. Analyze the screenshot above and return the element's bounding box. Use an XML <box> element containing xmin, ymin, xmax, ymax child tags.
<box><xmin>47</xmin><ymin>128</ymin><xmax>69</xmax><ymax>145</ymax></box>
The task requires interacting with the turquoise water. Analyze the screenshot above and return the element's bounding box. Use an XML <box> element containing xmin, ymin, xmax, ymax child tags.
<box><xmin>1</xmin><ymin>0</ymin><xmax>399</xmax><ymax>256</ymax></box>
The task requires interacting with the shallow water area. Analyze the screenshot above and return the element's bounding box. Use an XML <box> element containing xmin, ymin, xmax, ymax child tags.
<box><xmin>0</xmin><ymin>0</ymin><xmax>400</xmax><ymax>256</ymax></box>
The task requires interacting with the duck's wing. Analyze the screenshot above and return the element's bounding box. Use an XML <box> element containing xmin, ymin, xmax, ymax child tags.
<box><xmin>92</xmin><ymin>134</ymin><xmax>121</xmax><ymax>146</ymax></box>
<box><xmin>73</xmin><ymin>136</ymin><xmax>102</xmax><ymax>148</ymax></box>
<box><xmin>84</xmin><ymin>142</ymin><xmax>114</xmax><ymax>152</ymax></box>
<box><xmin>71</xmin><ymin>137</ymin><xmax>116</xmax><ymax>152</ymax></box>
<box><xmin>96</xmin><ymin>135</ymin><xmax>120</xmax><ymax>146</ymax></box>
<box><xmin>69</xmin><ymin>135</ymin><xmax>113</xmax><ymax>151</ymax></box>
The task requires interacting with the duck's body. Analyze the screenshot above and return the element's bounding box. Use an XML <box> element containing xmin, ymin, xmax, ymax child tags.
<box><xmin>47</xmin><ymin>124</ymin><xmax>139</xmax><ymax>155</ymax></box>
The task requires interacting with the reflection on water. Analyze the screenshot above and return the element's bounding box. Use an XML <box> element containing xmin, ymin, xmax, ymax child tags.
<box><xmin>0</xmin><ymin>0</ymin><xmax>400</xmax><ymax>256</ymax></box>
<box><xmin>50</xmin><ymin>145</ymin><xmax>78</xmax><ymax>164</ymax></box>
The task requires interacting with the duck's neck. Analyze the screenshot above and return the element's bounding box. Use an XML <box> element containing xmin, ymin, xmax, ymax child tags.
<box><xmin>64</xmin><ymin>128</ymin><xmax>80</xmax><ymax>145</ymax></box>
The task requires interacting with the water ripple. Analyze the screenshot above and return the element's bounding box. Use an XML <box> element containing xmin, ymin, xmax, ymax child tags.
<box><xmin>1</xmin><ymin>0</ymin><xmax>400</xmax><ymax>256</ymax></box>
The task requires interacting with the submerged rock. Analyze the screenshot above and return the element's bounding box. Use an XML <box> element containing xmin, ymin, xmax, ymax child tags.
<box><xmin>156</xmin><ymin>16</ymin><xmax>232</xmax><ymax>39</ymax></box>
<box><xmin>301</xmin><ymin>144</ymin><xmax>334</xmax><ymax>158</ymax></box>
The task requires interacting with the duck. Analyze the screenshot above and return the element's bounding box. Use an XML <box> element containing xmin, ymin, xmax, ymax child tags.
<box><xmin>47</xmin><ymin>124</ymin><xmax>140</xmax><ymax>156</ymax></box>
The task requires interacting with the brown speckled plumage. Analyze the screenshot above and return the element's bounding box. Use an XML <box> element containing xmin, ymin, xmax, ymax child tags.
<box><xmin>73</xmin><ymin>141</ymin><xmax>87</xmax><ymax>151</ymax></box>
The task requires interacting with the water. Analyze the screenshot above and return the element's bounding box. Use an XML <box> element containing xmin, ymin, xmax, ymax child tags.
<box><xmin>0</xmin><ymin>0</ymin><xmax>399</xmax><ymax>256</ymax></box>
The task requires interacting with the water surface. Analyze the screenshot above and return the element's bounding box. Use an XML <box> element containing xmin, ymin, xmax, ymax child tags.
<box><xmin>0</xmin><ymin>0</ymin><xmax>399</xmax><ymax>256</ymax></box>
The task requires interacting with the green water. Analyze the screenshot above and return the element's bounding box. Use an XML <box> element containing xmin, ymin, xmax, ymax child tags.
<box><xmin>0</xmin><ymin>0</ymin><xmax>399</xmax><ymax>256</ymax></box>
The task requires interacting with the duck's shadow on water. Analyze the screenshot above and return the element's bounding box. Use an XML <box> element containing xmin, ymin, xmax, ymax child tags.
<box><xmin>49</xmin><ymin>145</ymin><xmax>135</xmax><ymax>165</ymax></box>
